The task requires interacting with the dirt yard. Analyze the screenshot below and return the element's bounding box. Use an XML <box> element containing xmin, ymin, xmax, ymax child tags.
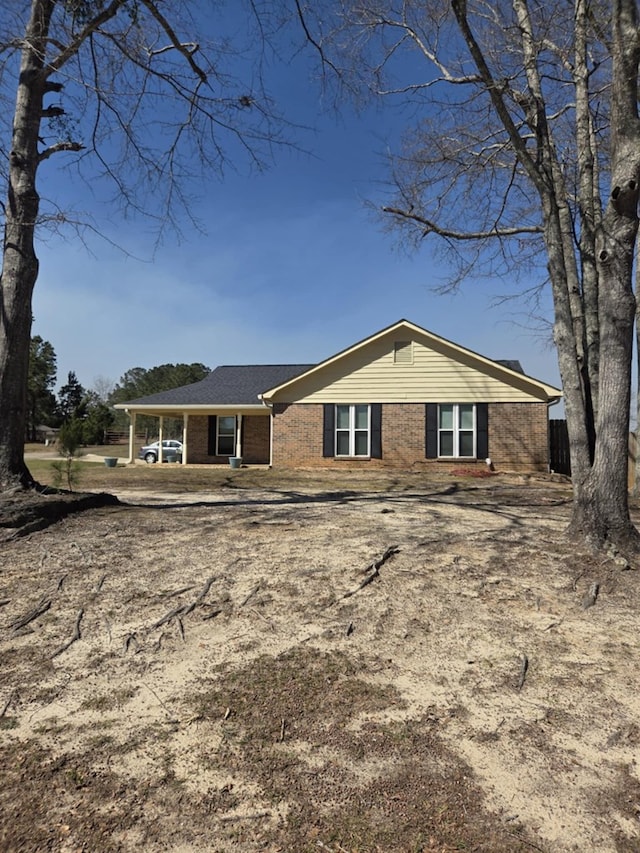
<box><xmin>1</xmin><ymin>470</ymin><xmax>639</xmax><ymax>852</ymax></box>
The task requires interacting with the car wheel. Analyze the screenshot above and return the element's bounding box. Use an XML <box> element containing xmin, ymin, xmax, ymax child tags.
<box><xmin>144</xmin><ymin>452</ymin><xmax>157</xmax><ymax>464</ymax></box>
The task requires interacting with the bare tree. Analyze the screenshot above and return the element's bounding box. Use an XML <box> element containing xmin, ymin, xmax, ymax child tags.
<box><xmin>0</xmin><ymin>0</ymin><xmax>290</xmax><ymax>490</ymax></box>
<box><xmin>92</xmin><ymin>375</ymin><xmax>115</xmax><ymax>404</ymax></box>
<box><xmin>303</xmin><ymin>0</ymin><xmax>640</xmax><ymax>553</ymax></box>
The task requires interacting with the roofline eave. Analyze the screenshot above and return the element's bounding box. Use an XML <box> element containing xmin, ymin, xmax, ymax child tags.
<box><xmin>114</xmin><ymin>403</ymin><xmax>268</xmax><ymax>415</ymax></box>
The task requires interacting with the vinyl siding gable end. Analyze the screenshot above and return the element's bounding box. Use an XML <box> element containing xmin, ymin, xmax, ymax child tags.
<box><xmin>268</xmin><ymin>333</ymin><xmax>555</xmax><ymax>405</ymax></box>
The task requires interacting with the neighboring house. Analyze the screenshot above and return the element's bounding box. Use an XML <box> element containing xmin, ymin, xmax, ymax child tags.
<box><xmin>34</xmin><ymin>424</ymin><xmax>59</xmax><ymax>445</ymax></box>
<box><xmin>115</xmin><ymin>319</ymin><xmax>562</xmax><ymax>471</ymax></box>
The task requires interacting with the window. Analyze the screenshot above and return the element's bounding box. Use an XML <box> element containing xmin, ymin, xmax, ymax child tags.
<box><xmin>217</xmin><ymin>416</ymin><xmax>236</xmax><ymax>456</ymax></box>
<box><xmin>324</xmin><ymin>404</ymin><xmax>382</xmax><ymax>459</ymax></box>
<box><xmin>438</xmin><ymin>404</ymin><xmax>476</xmax><ymax>457</ymax></box>
<box><xmin>335</xmin><ymin>404</ymin><xmax>370</xmax><ymax>457</ymax></box>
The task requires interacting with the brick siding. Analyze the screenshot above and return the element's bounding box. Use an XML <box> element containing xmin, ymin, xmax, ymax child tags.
<box><xmin>241</xmin><ymin>416</ymin><xmax>270</xmax><ymax>463</ymax></box>
<box><xmin>187</xmin><ymin>415</ymin><xmax>270</xmax><ymax>464</ymax></box>
<box><xmin>272</xmin><ymin>403</ymin><xmax>325</xmax><ymax>466</ymax></box>
<box><xmin>487</xmin><ymin>402</ymin><xmax>549</xmax><ymax>472</ymax></box>
<box><xmin>272</xmin><ymin>402</ymin><xmax>549</xmax><ymax>473</ymax></box>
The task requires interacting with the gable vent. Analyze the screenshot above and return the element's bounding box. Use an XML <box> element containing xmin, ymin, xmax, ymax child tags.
<box><xmin>394</xmin><ymin>340</ymin><xmax>413</xmax><ymax>364</ymax></box>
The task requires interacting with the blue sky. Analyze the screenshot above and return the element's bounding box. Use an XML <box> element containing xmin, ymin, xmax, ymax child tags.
<box><xmin>29</xmin><ymin>7</ymin><xmax>562</xmax><ymax>399</ymax></box>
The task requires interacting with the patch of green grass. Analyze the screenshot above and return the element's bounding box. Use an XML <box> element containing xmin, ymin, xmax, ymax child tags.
<box><xmin>0</xmin><ymin>717</ymin><xmax>18</xmax><ymax>730</ymax></box>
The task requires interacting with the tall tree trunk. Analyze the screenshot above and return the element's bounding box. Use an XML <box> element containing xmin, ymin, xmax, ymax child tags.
<box><xmin>550</xmin><ymin>173</ymin><xmax>639</xmax><ymax>552</ymax></box>
<box><xmin>0</xmin><ymin>1</ymin><xmax>53</xmax><ymax>490</ymax></box>
<box><xmin>511</xmin><ymin>0</ymin><xmax>640</xmax><ymax>553</ymax></box>
<box><xmin>568</xmin><ymin>207</ymin><xmax>639</xmax><ymax>550</ymax></box>
<box><xmin>634</xmin><ymin>289</ymin><xmax>640</xmax><ymax>497</ymax></box>
<box><xmin>566</xmin><ymin>0</ymin><xmax>640</xmax><ymax>552</ymax></box>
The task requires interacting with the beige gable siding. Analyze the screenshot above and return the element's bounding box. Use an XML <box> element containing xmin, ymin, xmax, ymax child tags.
<box><xmin>269</xmin><ymin>333</ymin><xmax>550</xmax><ymax>404</ymax></box>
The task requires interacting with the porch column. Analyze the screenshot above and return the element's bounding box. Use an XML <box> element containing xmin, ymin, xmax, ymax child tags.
<box><xmin>182</xmin><ymin>414</ymin><xmax>188</xmax><ymax>464</ymax></box>
<box><xmin>269</xmin><ymin>410</ymin><xmax>274</xmax><ymax>467</ymax></box>
<box><xmin>236</xmin><ymin>414</ymin><xmax>243</xmax><ymax>459</ymax></box>
<box><xmin>127</xmin><ymin>411</ymin><xmax>136</xmax><ymax>464</ymax></box>
<box><xmin>158</xmin><ymin>417</ymin><xmax>164</xmax><ymax>463</ymax></box>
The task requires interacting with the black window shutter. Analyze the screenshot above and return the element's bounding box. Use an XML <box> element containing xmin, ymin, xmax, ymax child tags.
<box><xmin>208</xmin><ymin>416</ymin><xmax>217</xmax><ymax>456</ymax></box>
<box><xmin>477</xmin><ymin>403</ymin><xmax>489</xmax><ymax>459</ymax></box>
<box><xmin>323</xmin><ymin>404</ymin><xmax>334</xmax><ymax>457</ymax></box>
<box><xmin>425</xmin><ymin>404</ymin><xmax>438</xmax><ymax>458</ymax></box>
<box><xmin>370</xmin><ymin>404</ymin><xmax>382</xmax><ymax>458</ymax></box>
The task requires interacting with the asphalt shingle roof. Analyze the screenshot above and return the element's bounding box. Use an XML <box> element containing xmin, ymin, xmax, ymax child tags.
<box><xmin>121</xmin><ymin>358</ymin><xmax>527</xmax><ymax>408</ymax></box>
<box><xmin>495</xmin><ymin>359</ymin><xmax>524</xmax><ymax>374</ymax></box>
<box><xmin>121</xmin><ymin>364</ymin><xmax>314</xmax><ymax>407</ymax></box>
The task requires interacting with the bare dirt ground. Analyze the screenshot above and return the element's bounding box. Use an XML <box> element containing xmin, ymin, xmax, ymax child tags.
<box><xmin>1</xmin><ymin>469</ymin><xmax>640</xmax><ymax>852</ymax></box>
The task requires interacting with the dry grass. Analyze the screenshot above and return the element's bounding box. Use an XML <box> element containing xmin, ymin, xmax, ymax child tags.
<box><xmin>2</xmin><ymin>467</ymin><xmax>639</xmax><ymax>852</ymax></box>
<box><xmin>25</xmin><ymin>444</ymin><xmax>554</xmax><ymax>496</ymax></box>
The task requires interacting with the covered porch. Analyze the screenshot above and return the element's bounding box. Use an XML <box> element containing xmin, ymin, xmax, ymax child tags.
<box><xmin>116</xmin><ymin>404</ymin><xmax>273</xmax><ymax>466</ymax></box>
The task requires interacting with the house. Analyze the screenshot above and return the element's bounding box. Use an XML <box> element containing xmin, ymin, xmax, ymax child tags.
<box><xmin>34</xmin><ymin>424</ymin><xmax>59</xmax><ymax>445</ymax></box>
<box><xmin>115</xmin><ymin>319</ymin><xmax>562</xmax><ymax>471</ymax></box>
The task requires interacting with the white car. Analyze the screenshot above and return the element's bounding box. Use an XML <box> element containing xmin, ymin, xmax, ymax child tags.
<box><xmin>138</xmin><ymin>440</ymin><xmax>183</xmax><ymax>463</ymax></box>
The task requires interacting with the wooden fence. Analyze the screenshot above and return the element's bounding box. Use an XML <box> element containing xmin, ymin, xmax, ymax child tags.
<box><xmin>105</xmin><ymin>430</ymin><xmax>147</xmax><ymax>446</ymax></box>
<box><xmin>550</xmin><ymin>420</ymin><xmax>638</xmax><ymax>489</ymax></box>
<box><xmin>549</xmin><ymin>420</ymin><xmax>571</xmax><ymax>476</ymax></box>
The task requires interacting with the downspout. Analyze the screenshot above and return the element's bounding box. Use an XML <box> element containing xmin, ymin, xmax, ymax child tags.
<box><xmin>547</xmin><ymin>397</ymin><xmax>562</xmax><ymax>474</ymax></box>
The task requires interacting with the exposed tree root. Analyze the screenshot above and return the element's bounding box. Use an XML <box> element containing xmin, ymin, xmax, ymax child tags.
<box><xmin>1</xmin><ymin>488</ymin><xmax>120</xmax><ymax>539</ymax></box>
<box><xmin>51</xmin><ymin>609</ymin><xmax>84</xmax><ymax>658</ymax></box>
<box><xmin>566</xmin><ymin>506</ymin><xmax>640</xmax><ymax>561</ymax></box>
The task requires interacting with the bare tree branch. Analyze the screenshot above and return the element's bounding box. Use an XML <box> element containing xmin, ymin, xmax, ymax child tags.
<box><xmin>38</xmin><ymin>140</ymin><xmax>84</xmax><ymax>162</ymax></box>
<box><xmin>45</xmin><ymin>0</ymin><xmax>129</xmax><ymax>76</ymax></box>
<box><xmin>0</xmin><ymin>0</ymin><xmax>299</xmax><ymax>492</ymax></box>
<box><xmin>382</xmin><ymin>205</ymin><xmax>543</xmax><ymax>240</ymax></box>
<box><xmin>139</xmin><ymin>0</ymin><xmax>207</xmax><ymax>83</ymax></box>
<box><xmin>294</xmin><ymin>0</ymin><xmax>342</xmax><ymax>78</ymax></box>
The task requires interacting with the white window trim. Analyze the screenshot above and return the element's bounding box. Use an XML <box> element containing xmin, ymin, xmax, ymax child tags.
<box><xmin>335</xmin><ymin>404</ymin><xmax>371</xmax><ymax>457</ymax></box>
<box><xmin>438</xmin><ymin>404</ymin><xmax>477</xmax><ymax>458</ymax></box>
<box><xmin>217</xmin><ymin>416</ymin><xmax>236</xmax><ymax>457</ymax></box>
